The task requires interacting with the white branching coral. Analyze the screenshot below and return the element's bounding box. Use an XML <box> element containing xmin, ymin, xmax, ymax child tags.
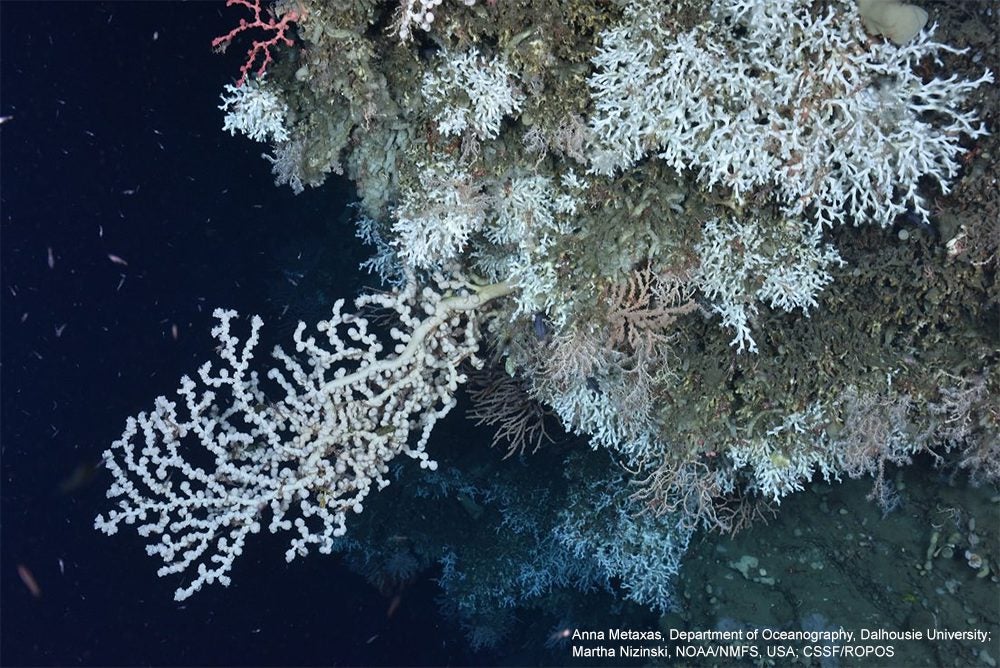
<box><xmin>356</xmin><ymin>213</ymin><xmax>406</xmax><ymax>287</ymax></box>
<box><xmin>728</xmin><ymin>403</ymin><xmax>844</xmax><ymax>502</ymax></box>
<box><xmin>263</xmin><ymin>134</ymin><xmax>342</xmax><ymax>196</ymax></box>
<box><xmin>390</xmin><ymin>160</ymin><xmax>586</xmax><ymax>323</ymax></box>
<box><xmin>555</xmin><ymin>478</ymin><xmax>694</xmax><ymax>610</ymax></box>
<box><xmin>549</xmin><ymin>379</ymin><xmax>661</xmax><ymax>463</ymax></box>
<box><xmin>98</xmin><ymin>0</ymin><xmax>995</xmax><ymax>614</ymax></box>
<box><xmin>422</xmin><ymin>47</ymin><xmax>524</xmax><ymax>140</ymax></box>
<box><xmin>477</xmin><ymin>171</ymin><xmax>587</xmax><ymax>327</ymax></box>
<box><xmin>392</xmin><ymin>158</ymin><xmax>491</xmax><ymax>271</ymax></box>
<box><xmin>695</xmin><ymin>215</ymin><xmax>844</xmax><ymax>353</ymax></box>
<box><xmin>587</xmin><ymin>0</ymin><xmax>992</xmax><ymax>227</ymax></box>
<box><xmin>219</xmin><ymin>79</ymin><xmax>290</xmax><ymax>144</ymax></box>
<box><xmin>95</xmin><ymin>275</ymin><xmax>511</xmax><ymax>601</ymax></box>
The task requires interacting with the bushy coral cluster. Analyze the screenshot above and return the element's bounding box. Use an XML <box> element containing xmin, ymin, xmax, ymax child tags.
<box><xmin>695</xmin><ymin>216</ymin><xmax>844</xmax><ymax>352</ymax></box>
<box><xmin>219</xmin><ymin>79</ymin><xmax>290</xmax><ymax>143</ymax></box>
<box><xmin>96</xmin><ymin>275</ymin><xmax>511</xmax><ymax>600</ymax></box>
<box><xmin>422</xmin><ymin>47</ymin><xmax>524</xmax><ymax>140</ymax></box>
<box><xmin>588</xmin><ymin>0</ymin><xmax>992</xmax><ymax>227</ymax></box>
<box><xmin>100</xmin><ymin>0</ymin><xmax>998</xmax><ymax>642</ymax></box>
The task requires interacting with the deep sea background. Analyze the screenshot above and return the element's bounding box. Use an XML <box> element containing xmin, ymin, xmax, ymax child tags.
<box><xmin>4</xmin><ymin>3</ymin><xmax>999</xmax><ymax>668</ymax></box>
<box><xmin>1</xmin><ymin>3</ymin><xmax>472</xmax><ymax>665</ymax></box>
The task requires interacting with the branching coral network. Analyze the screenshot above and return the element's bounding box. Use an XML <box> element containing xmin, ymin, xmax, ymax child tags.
<box><xmin>99</xmin><ymin>0</ymin><xmax>998</xmax><ymax>621</ymax></box>
<box><xmin>212</xmin><ymin>0</ymin><xmax>300</xmax><ymax>86</ymax></box>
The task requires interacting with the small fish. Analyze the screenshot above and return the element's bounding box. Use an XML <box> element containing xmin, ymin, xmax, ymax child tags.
<box><xmin>532</xmin><ymin>312</ymin><xmax>550</xmax><ymax>341</ymax></box>
<box><xmin>17</xmin><ymin>564</ymin><xmax>41</xmax><ymax>598</ymax></box>
<box><xmin>386</xmin><ymin>594</ymin><xmax>402</xmax><ymax>619</ymax></box>
<box><xmin>548</xmin><ymin>628</ymin><xmax>572</xmax><ymax>644</ymax></box>
<box><xmin>47</xmin><ymin>247</ymin><xmax>55</xmax><ymax>269</ymax></box>
<box><xmin>59</xmin><ymin>461</ymin><xmax>100</xmax><ymax>494</ymax></box>
<box><xmin>107</xmin><ymin>253</ymin><xmax>128</xmax><ymax>267</ymax></box>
